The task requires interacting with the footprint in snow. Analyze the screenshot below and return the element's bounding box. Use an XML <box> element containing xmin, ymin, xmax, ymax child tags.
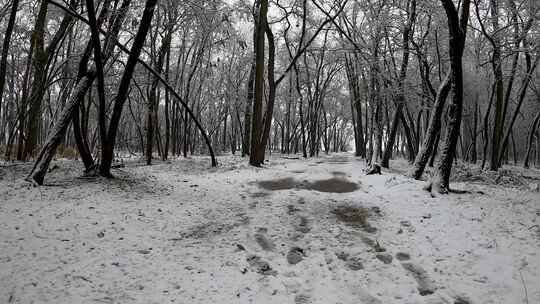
<box><xmin>287</xmin><ymin>247</ymin><xmax>306</xmax><ymax>265</ymax></box>
<box><xmin>246</xmin><ymin>254</ymin><xmax>277</xmax><ymax>276</ymax></box>
<box><xmin>254</xmin><ymin>228</ymin><xmax>275</xmax><ymax>251</ymax></box>
<box><xmin>401</xmin><ymin>262</ymin><xmax>437</xmax><ymax>296</ymax></box>
<box><xmin>294</xmin><ymin>294</ymin><xmax>311</xmax><ymax>304</ymax></box>
<box><xmin>295</xmin><ymin>216</ymin><xmax>311</xmax><ymax>234</ymax></box>
<box><xmin>396</xmin><ymin>252</ymin><xmax>411</xmax><ymax>261</ymax></box>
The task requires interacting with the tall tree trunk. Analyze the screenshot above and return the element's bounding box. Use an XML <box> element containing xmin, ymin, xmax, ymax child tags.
<box><xmin>242</xmin><ymin>63</ymin><xmax>254</xmax><ymax>157</ymax></box>
<box><xmin>293</xmin><ymin>64</ymin><xmax>308</xmax><ymax>158</ymax></box>
<box><xmin>22</xmin><ymin>0</ymin><xmax>49</xmax><ymax>160</ymax></box>
<box><xmin>73</xmin><ymin>107</ymin><xmax>95</xmax><ymax>169</ymax></box>
<box><xmin>345</xmin><ymin>55</ymin><xmax>365</xmax><ymax>158</ymax></box>
<box><xmin>381</xmin><ymin>0</ymin><xmax>416</xmax><ymax>168</ymax></box>
<box><xmin>369</xmin><ymin>37</ymin><xmax>382</xmax><ymax>167</ymax></box>
<box><xmin>475</xmin><ymin>0</ymin><xmax>504</xmax><ymax>171</ymax></box>
<box><xmin>471</xmin><ymin>100</ymin><xmax>478</xmax><ymax>163</ymax></box>
<box><xmin>146</xmin><ymin>24</ymin><xmax>173</xmax><ymax>165</ymax></box>
<box><xmin>100</xmin><ymin>0</ymin><xmax>158</xmax><ymax>176</ymax></box>
<box><xmin>249</xmin><ymin>0</ymin><xmax>268</xmax><ymax>166</ymax></box>
<box><xmin>16</xmin><ymin>39</ymin><xmax>34</xmax><ymax>161</ymax></box>
<box><xmin>524</xmin><ymin>110</ymin><xmax>540</xmax><ymax>168</ymax></box>
<box><xmin>85</xmin><ymin>0</ymin><xmax>108</xmax><ymax>167</ymax></box>
<box><xmin>0</xmin><ymin>0</ymin><xmax>19</xmax><ymax>114</ymax></box>
<box><xmin>163</xmin><ymin>48</ymin><xmax>171</xmax><ymax>160</ymax></box>
<box><xmin>481</xmin><ymin>84</ymin><xmax>495</xmax><ymax>169</ymax></box>
<box><xmin>257</xmin><ymin>22</ymin><xmax>276</xmax><ymax>164</ymax></box>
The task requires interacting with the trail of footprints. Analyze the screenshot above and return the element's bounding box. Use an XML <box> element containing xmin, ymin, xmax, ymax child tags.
<box><xmin>238</xmin><ymin>207</ymin><xmax>470</xmax><ymax>304</ymax></box>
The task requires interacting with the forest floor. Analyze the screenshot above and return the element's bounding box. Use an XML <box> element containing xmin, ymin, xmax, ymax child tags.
<box><xmin>1</xmin><ymin>153</ymin><xmax>539</xmax><ymax>304</ymax></box>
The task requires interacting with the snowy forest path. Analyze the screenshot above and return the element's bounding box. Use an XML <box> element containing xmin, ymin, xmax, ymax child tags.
<box><xmin>1</xmin><ymin>154</ymin><xmax>539</xmax><ymax>303</ymax></box>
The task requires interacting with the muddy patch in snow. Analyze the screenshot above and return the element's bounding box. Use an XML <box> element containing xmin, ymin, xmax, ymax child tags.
<box><xmin>171</xmin><ymin>214</ymin><xmax>249</xmax><ymax>241</ymax></box>
<box><xmin>256</xmin><ymin>176</ymin><xmax>360</xmax><ymax>193</ymax></box>
<box><xmin>303</xmin><ymin>177</ymin><xmax>359</xmax><ymax>193</ymax></box>
<box><xmin>332</xmin><ymin>205</ymin><xmax>370</xmax><ymax>228</ymax></box>
<box><xmin>257</xmin><ymin>177</ymin><xmax>296</xmax><ymax>191</ymax></box>
<box><xmin>334</xmin><ymin>205</ymin><xmax>379</xmax><ymax>233</ymax></box>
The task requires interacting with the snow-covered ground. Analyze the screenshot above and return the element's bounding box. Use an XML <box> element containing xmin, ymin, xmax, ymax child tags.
<box><xmin>1</xmin><ymin>153</ymin><xmax>539</xmax><ymax>304</ymax></box>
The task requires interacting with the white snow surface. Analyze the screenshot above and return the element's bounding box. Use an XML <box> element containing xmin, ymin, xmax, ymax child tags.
<box><xmin>1</xmin><ymin>153</ymin><xmax>539</xmax><ymax>304</ymax></box>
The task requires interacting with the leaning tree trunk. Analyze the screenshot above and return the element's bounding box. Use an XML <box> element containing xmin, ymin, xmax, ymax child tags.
<box><xmin>411</xmin><ymin>0</ymin><xmax>470</xmax><ymax>180</ymax></box>
<box><xmin>27</xmin><ymin>73</ymin><xmax>95</xmax><ymax>185</ymax></box>
<box><xmin>27</xmin><ymin>0</ymin><xmax>211</xmax><ymax>184</ymax></box>
<box><xmin>24</xmin><ymin>0</ymin><xmax>76</xmax><ymax>160</ymax></box>
<box><xmin>410</xmin><ymin>73</ymin><xmax>451</xmax><ymax>179</ymax></box>
<box><xmin>428</xmin><ymin>0</ymin><xmax>470</xmax><ymax>194</ymax></box>
<box><xmin>498</xmin><ymin>55</ymin><xmax>539</xmax><ymax>164</ymax></box>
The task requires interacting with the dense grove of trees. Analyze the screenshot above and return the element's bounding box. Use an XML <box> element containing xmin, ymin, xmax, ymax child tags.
<box><xmin>0</xmin><ymin>0</ymin><xmax>538</xmax><ymax>192</ymax></box>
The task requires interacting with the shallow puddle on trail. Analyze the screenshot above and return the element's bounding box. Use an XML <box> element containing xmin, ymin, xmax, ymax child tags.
<box><xmin>304</xmin><ymin>178</ymin><xmax>359</xmax><ymax>193</ymax></box>
<box><xmin>257</xmin><ymin>177</ymin><xmax>296</xmax><ymax>191</ymax></box>
<box><xmin>257</xmin><ymin>176</ymin><xmax>360</xmax><ymax>193</ymax></box>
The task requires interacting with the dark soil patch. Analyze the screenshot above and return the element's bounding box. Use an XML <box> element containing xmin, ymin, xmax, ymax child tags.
<box><xmin>332</xmin><ymin>206</ymin><xmax>369</xmax><ymax>227</ymax></box>
<box><xmin>257</xmin><ymin>177</ymin><xmax>296</xmax><ymax>191</ymax></box>
<box><xmin>170</xmin><ymin>221</ymin><xmax>242</xmax><ymax>240</ymax></box>
<box><xmin>257</xmin><ymin>177</ymin><xmax>360</xmax><ymax>193</ymax></box>
<box><xmin>304</xmin><ymin>178</ymin><xmax>359</xmax><ymax>193</ymax></box>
